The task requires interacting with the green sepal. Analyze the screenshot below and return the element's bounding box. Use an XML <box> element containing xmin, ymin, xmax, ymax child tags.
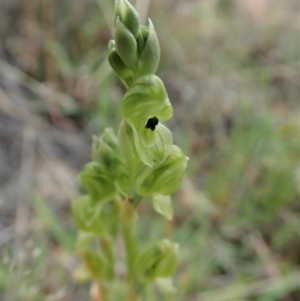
<box><xmin>72</xmin><ymin>196</ymin><xmax>105</xmax><ymax>235</ymax></box>
<box><xmin>83</xmin><ymin>250</ymin><xmax>110</xmax><ymax>281</ymax></box>
<box><xmin>118</xmin><ymin>119</ymin><xmax>141</xmax><ymax>172</ymax></box>
<box><xmin>115</xmin><ymin>0</ymin><xmax>140</xmax><ymax>38</ymax></box>
<box><xmin>136</xmin><ymin>19</ymin><xmax>160</xmax><ymax>78</ymax></box>
<box><xmin>134</xmin><ymin>145</ymin><xmax>188</xmax><ymax>196</ymax></box>
<box><xmin>122</xmin><ymin>75</ymin><xmax>173</xmax><ymax>131</ymax></box>
<box><xmin>108</xmin><ymin>43</ymin><xmax>135</xmax><ymax>88</ymax></box>
<box><xmin>136</xmin><ymin>123</ymin><xmax>173</xmax><ymax>167</ymax></box>
<box><xmin>80</xmin><ymin>162</ymin><xmax>116</xmax><ymax>204</ymax></box>
<box><xmin>135</xmin><ymin>239</ymin><xmax>178</xmax><ymax>283</ymax></box>
<box><xmin>115</xmin><ymin>17</ymin><xmax>138</xmax><ymax>71</ymax></box>
<box><xmin>152</xmin><ymin>194</ymin><xmax>173</xmax><ymax>220</ymax></box>
<box><xmin>136</xmin><ymin>26</ymin><xmax>148</xmax><ymax>55</ymax></box>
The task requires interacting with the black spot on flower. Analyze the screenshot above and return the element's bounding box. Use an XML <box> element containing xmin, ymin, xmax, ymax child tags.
<box><xmin>145</xmin><ymin>117</ymin><xmax>159</xmax><ymax>131</ymax></box>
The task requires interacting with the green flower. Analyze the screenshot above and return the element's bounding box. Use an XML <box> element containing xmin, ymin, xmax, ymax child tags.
<box><xmin>134</xmin><ymin>145</ymin><xmax>188</xmax><ymax>196</ymax></box>
<box><xmin>80</xmin><ymin>162</ymin><xmax>116</xmax><ymax>204</ymax></box>
<box><xmin>92</xmin><ymin>128</ymin><xmax>130</xmax><ymax>196</ymax></box>
<box><xmin>72</xmin><ymin>196</ymin><xmax>105</xmax><ymax>236</ymax></box>
<box><xmin>122</xmin><ymin>75</ymin><xmax>173</xmax><ymax>167</ymax></box>
<box><xmin>135</xmin><ymin>239</ymin><xmax>178</xmax><ymax>283</ymax></box>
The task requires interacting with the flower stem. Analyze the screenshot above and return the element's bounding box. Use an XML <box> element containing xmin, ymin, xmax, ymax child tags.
<box><xmin>100</xmin><ymin>235</ymin><xmax>114</xmax><ymax>281</ymax></box>
<box><xmin>121</xmin><ymin>197</ymin><xmax>140</xmax><ymax>300</ymax></box>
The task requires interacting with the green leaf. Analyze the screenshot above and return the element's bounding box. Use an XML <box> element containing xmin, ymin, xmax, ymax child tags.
<box><xmin>115</xmin><ymin>17</ymin><xmax>138</xmax><ymax>70</ymax></box>
<box><xmin>48</xmin><ymin>41</ymin><xmax>73</xmax><ymax>75</ymax></box>
<box><xmin>152</xmin><ymin>194</ymin><xmax>173</xmax><ymax>220</ymax></box>
<box><xmin>135</xmin><ymin>239</ymin><xmax>178</xmax><ymax>283</ymax></box>
<box><xmin>134</xmin><ymin>145</ymin><xmax>188</xmax><ymax>196</ymax></box>
<box><xmin>136</xmin><ymin>19</ymin><xmax>160</xmax><ymax>78</ymax></box>
<box><xmin>115</xmin><ymin>0</ymin><xmax>140</xmax><ymax>38</ymax></box>
<box><xmin>80</xmin><ymin>162</ymin><xmax>116</xmax><ymax>203</ymax></box>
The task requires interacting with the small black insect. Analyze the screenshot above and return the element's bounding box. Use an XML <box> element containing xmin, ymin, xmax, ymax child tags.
<box><xmin>145</xmin><ymin>116</ymin><xmax>159</xmax><ymax>131</ymax></box>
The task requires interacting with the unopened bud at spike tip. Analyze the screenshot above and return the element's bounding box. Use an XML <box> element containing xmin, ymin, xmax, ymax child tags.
<box><xmin>115</xmin><ymin>0</ymin><xmax>140</xmax><ymax>38</ymax></box>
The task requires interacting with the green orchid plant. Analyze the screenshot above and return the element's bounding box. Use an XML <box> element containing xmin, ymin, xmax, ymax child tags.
<box><xmin>72</xmin><ymin>1</ymin><xmax>188</xmax><ymax>300</ymax></box>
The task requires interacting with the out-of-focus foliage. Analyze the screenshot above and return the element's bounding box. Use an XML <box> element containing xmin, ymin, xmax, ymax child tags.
<box><xmin>0</xmin><ymin>0</ymin><xmax>299</xmax><ymax>300</ymax></box>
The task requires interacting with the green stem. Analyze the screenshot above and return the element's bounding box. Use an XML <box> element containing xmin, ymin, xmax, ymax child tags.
<box><xmin>121</xmin><ymin>197</ymin><xmax>140</xmax><ymax>300</ymax></box>
<box><xmin>100</xmin><ymin>235</ymin><xmax>115</xmax><ymax>281</ymax></box>
<box><xmin>121</xmin><ymin>198</ymin><xmax>138</xmax><ymax>281</ymax></box>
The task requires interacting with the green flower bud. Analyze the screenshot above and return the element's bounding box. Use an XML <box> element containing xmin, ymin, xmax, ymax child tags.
<box><xmin>135</xmin><ymin>239</ymin><xmax>178</xmax><ymax>283</ymax></box>
<box><xmin>80</xmin><ymin>162</ymin><xmax>116</xmax><ymax>203</ymax></box>
<box><xmin>134</xmin><ymin>145</ymin><xmax>188</xmax><ymax>196</ymax></box>
<box><xmin>115</xmin><ymin>17</ymin><xmax>138</xmax><ymax>70</ymax></box>
<box><xmin>72</xmin><ymin>196</ymin><xmax>105</xmax><ymax>235</ymax></box>
<box><xmin>108</xmin><ymin>41</ymin><xmax>134</xmax><ymax>88</ymax></box>
<box><xmin>136</xmin><ymin>19</ymin><xmax>160</xmax><ymax>78</ymax></box>
<box><xmin>115</xmin><ymin>0</ymin><xmax>140</xmax><ymax>38</ymax></box>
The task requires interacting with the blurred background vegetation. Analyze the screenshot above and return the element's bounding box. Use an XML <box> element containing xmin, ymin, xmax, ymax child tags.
<box><xmin>0</xmin><ymin>0</ymin><xmax>299</xmax><ymax>300</ymax></box>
